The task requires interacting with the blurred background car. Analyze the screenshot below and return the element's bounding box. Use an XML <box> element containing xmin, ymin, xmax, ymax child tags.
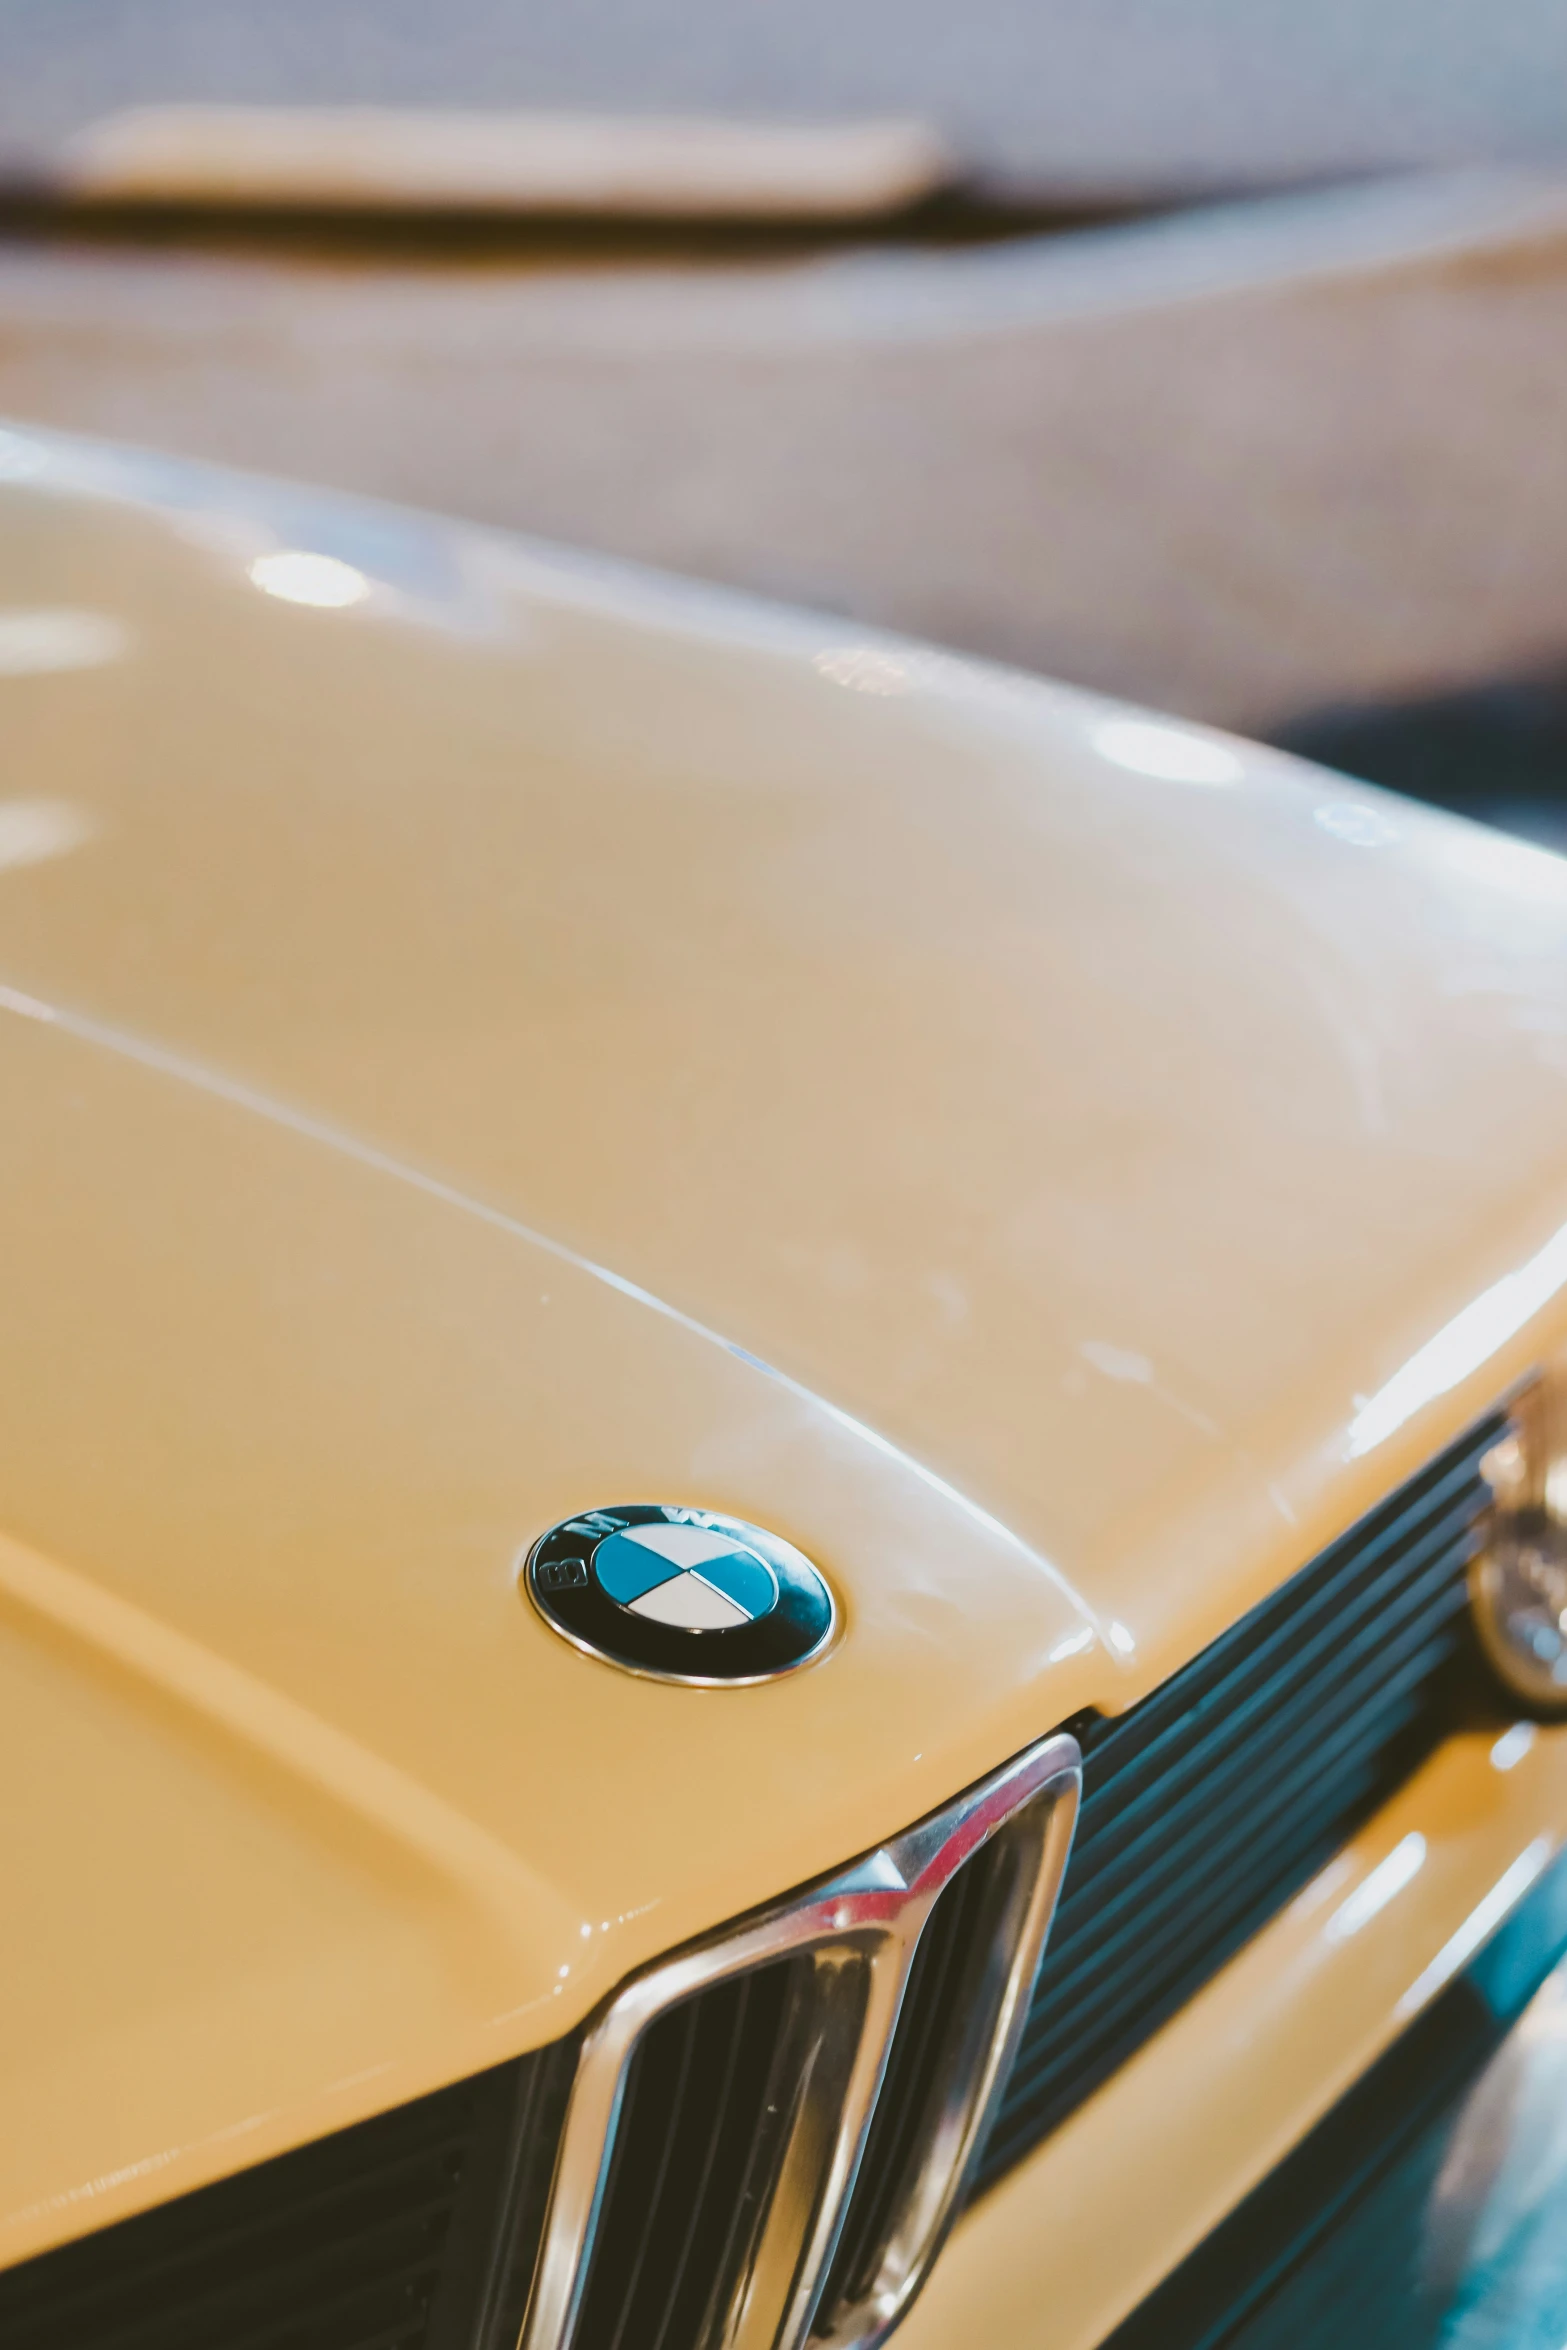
<box><xmin>3</xmin><ymin>0</ymin><xmax>1567</xmax><ymax>840</ymax></box>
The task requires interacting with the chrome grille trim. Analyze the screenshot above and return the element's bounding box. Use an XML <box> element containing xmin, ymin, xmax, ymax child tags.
<box><xmin>518</xmin><ymin>1730</ymin><xmax>1081</xmax><ymax>2350</ymax></box>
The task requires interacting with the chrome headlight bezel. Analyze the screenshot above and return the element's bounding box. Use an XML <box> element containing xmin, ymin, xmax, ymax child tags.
<box><xmin>1472</xmin><ymin>1384</ymin><xmax>1567</xmax><ymax>1721</ymax></box>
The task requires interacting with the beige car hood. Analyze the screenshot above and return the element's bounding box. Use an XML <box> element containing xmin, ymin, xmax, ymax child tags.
<box><xmin>4</xmin><ymin>426</ymin><xmax>1567</xmax><ymax>2253</ymax></box>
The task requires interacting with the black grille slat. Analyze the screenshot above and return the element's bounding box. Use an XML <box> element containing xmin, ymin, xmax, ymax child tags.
<box><xmin>1</xmin><ymin>2145</ymin><xmax>472</xmax><ymax>2335</ymax></box>
<box><xmin>1084</xmin><ymin>1441</ymin><xmax>1489</xmax><ymax>1807</ymax></box>
<box><xmin>1045</xmin><ymin>1589</ymin><xmax>1475</xmax><ymax>1985</ymax></box>
<box><xmin>605</xmin><ymin>1999</ymin><xmax>704</xmax><ymax>2350</ymax></box>
<box><xmin>1016</xmin><ymin>1748</ymin><xmax>1396</xmax><ymax>2076</ymax></box>
<box><xmin>645</xmin><ymin>1976</ymin><xmax>760</xmax><ymax>2350</ymax></box>
<box><xmin>983</xmin><ymin>1823</ymin><xmax>1357</xmax><ymax>2184</ymax></box>
<box><xmin>1001</xmin><ymin>1709</ymin><xmax>1464</xmax><ymax>2145</ymax></box>
<box><xmin>978</xmin><ymin>1411</ymin><xmax>1505</xmax><ymax>2191</ymax></box>
<box><xmin>570</xmin><ymin>1958</ymin><xmax>800</xmax><ymax>2350</ymax></box>
<box><xmin>0</xmin><ymin>2135</ymin><xmax>466</xmax><ymax>2349</ymax></box>
<box><xmin>1003</xmin><ymin>1738</ymin><xmax>1400</xmax><ymax>2124</ymax></box>
<box><xmin>1044</xmin><ymin>1600</ymin><xmax>1469</xmax><ymax>1985</ymax></box>
<box><xmin>1080</xmin><ymin>1472</ymin><xmax>1485</xmax><ymax>1852</ymax></box>
<box><xmin>0</xmin><ymin>2048</ymin><xmax>577</xmax><ymax>2350</ymax></box>
<box><xmin>1029</xmin><ymin>1678</ymin><xmax>1435</xmax><ymax>2053</ymax></box>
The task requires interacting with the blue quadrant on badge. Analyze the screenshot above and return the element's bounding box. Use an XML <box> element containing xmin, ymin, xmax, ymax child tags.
<box><xmin>592</xmin><ymin>1530</ymin><xmax>680</xmax><ymax>1603</ymax></box>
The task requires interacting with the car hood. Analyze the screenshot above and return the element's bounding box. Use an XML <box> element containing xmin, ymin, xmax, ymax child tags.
<box><xmin>4</xmin><ymin>425</ymin><xmax>1567</xmax><ymax>2254</ymax></box>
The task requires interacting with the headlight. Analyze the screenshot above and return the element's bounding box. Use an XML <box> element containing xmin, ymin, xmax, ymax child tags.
<box><xmin>1472</xmin><ymin>1381</ymin><xmax>1567</xmax><ymax>1719</ymax></box>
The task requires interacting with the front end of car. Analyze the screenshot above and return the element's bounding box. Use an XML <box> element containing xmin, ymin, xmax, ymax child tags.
<box><xmin>4</xmin><ymin>424</ymin><xmax>1567</xmax><ymax>2350</ymax></box>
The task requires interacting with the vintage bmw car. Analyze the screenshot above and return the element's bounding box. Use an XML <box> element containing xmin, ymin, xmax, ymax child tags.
<box><xmin>3</xmin><ymin>421</ymin><xmax>1567</xmax><ymax>2350</ymax></box>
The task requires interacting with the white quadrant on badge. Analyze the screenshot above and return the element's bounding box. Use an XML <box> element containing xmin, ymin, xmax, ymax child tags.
<box><xmin>627</xmin><ymin>1572</ymin><xmax>752</xmax><ymax>1628</ymax></box>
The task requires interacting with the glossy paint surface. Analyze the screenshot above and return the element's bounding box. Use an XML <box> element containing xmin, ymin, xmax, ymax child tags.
<box><xmin>3</xmin><ymin>425</ymin><xmax>1567</xmax><ymax>2281</ymax></box>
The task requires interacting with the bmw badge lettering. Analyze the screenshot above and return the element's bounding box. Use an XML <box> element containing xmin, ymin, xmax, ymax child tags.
<box><xmin>524</xmin><ymin>1505</ymin><xmax>836</xmax><ymax>1684</ymax></box>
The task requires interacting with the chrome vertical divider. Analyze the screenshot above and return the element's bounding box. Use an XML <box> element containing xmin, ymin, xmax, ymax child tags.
<box><xmin>518</xmin><ymin>1729</ymin><xmax>1082</xmax><ymax>2350</ymax></box>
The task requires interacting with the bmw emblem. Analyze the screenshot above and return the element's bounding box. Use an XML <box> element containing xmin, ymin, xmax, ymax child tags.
<box><xmin>523</xmin><ymin>1505</ymin><xmax>837</xmax><ymax>1685</ymax></box>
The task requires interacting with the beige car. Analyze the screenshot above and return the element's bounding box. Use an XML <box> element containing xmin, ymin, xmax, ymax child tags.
<box><xmin>2</xmin><ymin>421</ymin><xmax>1567</xmax><ymax>2350</ymax></box>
